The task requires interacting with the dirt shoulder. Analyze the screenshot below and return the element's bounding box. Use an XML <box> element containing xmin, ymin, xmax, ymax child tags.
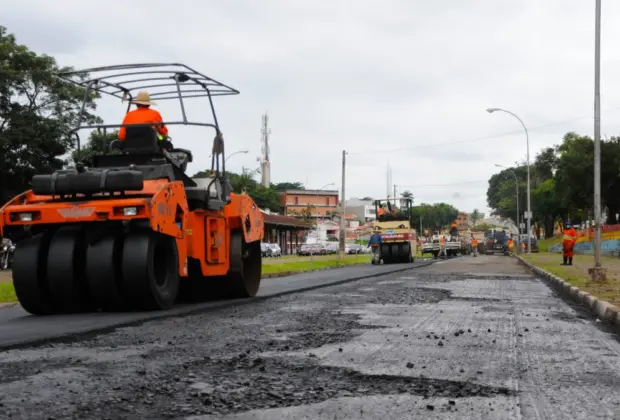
<box><xmin>522</xmin><ymin>253</ymin><xmax>620</xmax><ymax>307</ymax></box>
<box><xmin>0</xmin><ymin>271</ymin><xmax>11</xmax><ymax>284</ymax></box>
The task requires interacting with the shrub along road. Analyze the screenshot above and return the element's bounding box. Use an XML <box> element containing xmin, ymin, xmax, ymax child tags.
<box><xmin>1</xmin><ymin>256</ymin><xmax>619</xmax><ymax>419</ymax></box>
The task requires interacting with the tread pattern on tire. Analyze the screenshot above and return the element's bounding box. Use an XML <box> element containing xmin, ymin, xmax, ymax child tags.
<box><xmin>12</xmin><ymin>228</ymin><xmax>180</xmax><ymax>315</ymax></box>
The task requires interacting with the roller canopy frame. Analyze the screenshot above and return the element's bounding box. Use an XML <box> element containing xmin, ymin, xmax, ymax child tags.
<box><xmin>58</xmin><ymin>62</ymin><xmax>239</xmax><ymax>178</ymax></box>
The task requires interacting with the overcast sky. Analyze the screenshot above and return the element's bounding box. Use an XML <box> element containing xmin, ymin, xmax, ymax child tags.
<box><xmin>4</xmin><ymin>0</ymin><xmax>620</xmax><ymax>215</ymax></box>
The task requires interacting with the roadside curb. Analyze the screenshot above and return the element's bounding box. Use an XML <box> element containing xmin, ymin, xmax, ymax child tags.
<box><xmin>515</xmin><ymin>255</ymin><xmax>620</xmax><ymax>328</ymax></box>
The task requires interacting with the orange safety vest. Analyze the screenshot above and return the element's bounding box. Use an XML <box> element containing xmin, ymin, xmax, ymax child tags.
<box><xmin>118</xmin><ymin>107</ymin><xmax>168</xmax><ymax>141</ymax></box>
<box><xmin>563</xmin><ymin>228</ymin><xmax>577</xmax><ymax>245</ymax></box>
<box><xmin>440</xmin><ymin>237</ymin><xmax>445</xmax><ymax>248</ymax></box>
<box><xmin>471</xmin><ymin>239</ymin><xmax>478</xmax><ymax>247</ymax></box>
<box><xmin>377</xmin><ymin>208</ymin><xmax>386</xmax><ymax>216</ymax></box>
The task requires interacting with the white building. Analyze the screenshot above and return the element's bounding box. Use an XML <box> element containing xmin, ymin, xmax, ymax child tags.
<box><xmin>346</xmin><ymin>198</ymin><xmax>376</xmax><ymax>222</ymax></box>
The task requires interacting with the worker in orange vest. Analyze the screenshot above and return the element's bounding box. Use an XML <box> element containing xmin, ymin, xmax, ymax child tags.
<box><xmin>118</xmin><ymin>91</ymin><xmax>169</xmax><ymax>143</ymax></box>
<box><xmin>439</xmin><ymin>235</ymin><xmax>447</xmax><ymax>258</ymax></box>
<box><xmin>507</xmin><ymin>236</ymin><xmax>514</xmax><ymax>254</ymax></box>
<box><xmin>562</xmin><ymin>222</ymin><xmax>577</xmax><ymax>265</ymax></box>
<box><xmin>470</xmin><ymin>235</ymin><xmax>478</xmax><ymax>257</ymax></box>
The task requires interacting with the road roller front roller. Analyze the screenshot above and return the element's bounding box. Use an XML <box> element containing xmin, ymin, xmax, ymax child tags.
<box><xmin>0</xmin><ymin>62</ymin><xmax>265</xmax><ymax>315</ymax></box>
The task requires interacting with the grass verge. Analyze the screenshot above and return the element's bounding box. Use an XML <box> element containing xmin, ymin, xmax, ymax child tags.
<box><xmin>262</xmin><ymin>254</ymin><xmax>368</xmax><ymax>275</ymax></box>
<box><xmin>0</xmin><ymin>282</ymin><xmax>17</xmax><ymax>304</ymax></box>
<box><xmin>522</xmin><ymin>253</ymin><xmax>620</xmax><ymax>307</ymax></box>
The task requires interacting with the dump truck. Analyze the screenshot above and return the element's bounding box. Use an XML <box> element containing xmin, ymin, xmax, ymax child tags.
<box><xmin>421</xmin><ymin>232</ymin><xmax>441</xmax><ymax>258</ymax></box>
<box><xmin>0</xmin><ymin>63</ymin><xmax>265</xmax><ymax>315</ymax></box>
<box><xmin>372</xmin><ymin>198</ymin><xmax>416</xmax><ymax>264</ymax></box>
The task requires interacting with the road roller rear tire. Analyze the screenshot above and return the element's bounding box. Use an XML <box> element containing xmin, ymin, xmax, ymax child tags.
<box><xmin>12</xmin><ymin>232</ymin><xmax>56</xmax><ymax>315</ymax></box>
<box><xmin>87</xmin><ymin>232</ymin><xmax>126</xmax><ymax>311</ymax></box>
<box><xmin>46</xmin><ymin>225</ymin><xmax>93</xmax><ymax>313</ymax></box>
<box><xmin>122</xmin><ymin>232</ymin><xmax>179</xmax><ymax>311</ymax></box>
<box><xmin>228</xmin><ymin>231</ymin><xmax>261</xmax><ymax>298</ymax></box>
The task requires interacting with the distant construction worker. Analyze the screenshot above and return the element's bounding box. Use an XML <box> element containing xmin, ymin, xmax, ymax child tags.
<box><xmin>118</xmin><ymin>91</ymin><xmax>169</xmax><ymax>144</ymax></box>
<box><xmin>367</xmin><ymin>230</ymin><xmax>383</xmax><ymax>264</ymax></box>
<box><xmin>439</xmin><ymin>235</ymin><xmax>447</xmax><ymax>258</ymax></box>
<box><xmin>507</xmin><ymin>236</ymin><xmax>514</xmax><ymax>254</ymax></box>
<box><xmin>562</xmin><ymin>222</ymin><xmax>577</xmax><ymax>265</ymax></box>
<box><xmin>470</xmin><ymin>235</ymin><xmax>478</xmax><ymax>257</ymax></box>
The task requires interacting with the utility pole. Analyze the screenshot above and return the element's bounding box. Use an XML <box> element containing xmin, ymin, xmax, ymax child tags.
<box><xmin>393</xmin><ymin>184</ymin><xmax>397</xmax><ymax>207</ymax></box>
<box><xmin>339</xmin><ymin>150</ymin><xmax>347</xmax><ymax>262</ymax></box>
<box><xmin>590</xmin><ymin>0</ymin><xmax>606</xmax><ymax>281</ymax></box>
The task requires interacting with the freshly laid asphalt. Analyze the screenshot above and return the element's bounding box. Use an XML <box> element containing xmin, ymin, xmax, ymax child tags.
<box><xmin>0</xmin><ymin>260</ymin><xmax>432</xmax><ymax>349</ymax></box>
<box><xmin>1</xmin><ymin>256</ymin><xmax>619</xmax><ymax>419</ymax></box>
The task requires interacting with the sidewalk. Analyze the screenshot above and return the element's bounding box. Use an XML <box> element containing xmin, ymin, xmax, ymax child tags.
<box><xmin>522</xmin><ymin>253</ymin><xmax>620</xmax><ymax>307</ymax></box>
<box><xmin>0</xmin><ymin>271</ymin><xmax>12</xmax><ymax>284</ymax></box>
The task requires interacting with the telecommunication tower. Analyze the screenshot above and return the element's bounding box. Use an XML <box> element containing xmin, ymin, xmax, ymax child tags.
<box><xmin>260</xmin><ymin>112</ymin><xmax>271</xmax><ymax>187</ymax></box>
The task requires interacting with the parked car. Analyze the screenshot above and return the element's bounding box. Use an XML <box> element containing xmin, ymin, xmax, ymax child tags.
<box><xmin>298</xmin><ymin>243</ymin><xmax>326</xmax><ymax>256</ymax></box>
<box><xmin>345</xmin><ymin>243</ymin><xmax>363</xmax><ymax>254</ymax></box>
<box><xmin>266</xmin><ymin>243</ymin><xmax>282</xmax><ymax>257</ymax></box>
<box><xmin>261</xmin><ymin>242</ymin><xmax>282</xmax><ymax>257</ymax></box>
<box><xmin>324</xmin><ymin>243</ymin><xmax>339</xmax><ymax>254</ymax></box>
<box><xmin>260</xmin><ymin>242</ymin><xmax>270</xmax><ymax>257</ymax></box>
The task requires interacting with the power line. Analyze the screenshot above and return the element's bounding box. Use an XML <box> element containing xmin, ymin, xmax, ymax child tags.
<box><xmin>397</xmin><ymin>179</ymin><xmax>488</xmax><ymax>188</ymax></box>
<box><xmin>348</xmin><ymin>106</ymin><xmax>620</xmax><ymax>156</ymax></box>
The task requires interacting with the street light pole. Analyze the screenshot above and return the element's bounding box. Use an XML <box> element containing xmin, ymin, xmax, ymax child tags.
<box><xmin>339</xmin><ymin>150</ymin><xmax>347</xmax><ymax>262</ymax></box>
<box><xmin>225</xmin><ymin>150</ymin><xmax>249</xmax><ymax>163</ymax></box>
<box><xmin>487</xmin><ymin>108</ymin><xmax>532</xmax><ymax>254</ymax></box>
<box><xmin>495</xmin><ymin>164</ymin><xmax>520</xmax><ymax>250</ymax></box>
<box><xmin>591</xmin><ymin>0</ymin><xmax>605</xmax><ymax>281</ymax></box>
<box><xmin>210</xmin><ymin>150</ymin><xmax>249</xmax><ymax>163</ymax></box>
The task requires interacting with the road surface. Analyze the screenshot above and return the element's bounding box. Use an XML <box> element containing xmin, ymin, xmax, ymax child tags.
<box><xmin>1</xmin><ymin>256</ymin><xmax>619</xmax><ymax>419</ymax></box>
<box><xmin>0</xmin><ymin>262</ymin><xmax>429</xmax><ymax>349</ymax></box>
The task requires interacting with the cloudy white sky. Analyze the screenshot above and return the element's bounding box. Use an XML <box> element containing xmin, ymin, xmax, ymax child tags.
<box><xmin>4</xmin><ymin>0</ymin><xmax>620</xmax><ymax>215</ymax></box>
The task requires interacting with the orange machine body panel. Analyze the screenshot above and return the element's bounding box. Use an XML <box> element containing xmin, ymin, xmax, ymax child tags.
<box><xmin>0</xmin><ymin>180</ymin><xmax>265</xmax><ymax>280</ymax></box>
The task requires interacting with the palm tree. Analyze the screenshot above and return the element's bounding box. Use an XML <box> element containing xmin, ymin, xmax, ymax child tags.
<box><xmin>401</xmin><ymin>190</ymin><xmax>414</xmax><ymax>204</ymax></box>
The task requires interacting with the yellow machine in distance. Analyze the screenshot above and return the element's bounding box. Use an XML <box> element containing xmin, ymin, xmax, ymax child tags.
<box><xmin>372</xmin><ymin>198</ymin><xmax>417</xmax><ymax>264</ymax></box>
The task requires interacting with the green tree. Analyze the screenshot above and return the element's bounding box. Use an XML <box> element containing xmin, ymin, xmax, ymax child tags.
<box><xmin>531</xmin><ymin>178</ymin><xmax>563</xmax><ymax>238</ymax></box>
<box><xmin>272</xmin><ymin>181</ymin><xmax>304</xmax><ymax>191</ymax></box>
<box><xmin>435</xmin><ymin>202</ymin><xmax>460</xmax><ymax>229</ymax></box>
<box><xmin>401</xmin><ymin>190</ymin><xmax>414</xmax><ymax>203</ymax></box>
<box><xmin>290</xmin><ymin>206</ymin><xmax>315</xmax><ymax>224</ymax></box>
<box><xmin>554</xmin><ymin>132</ymin><xmax>594</xmax><ymax>218</ymax></box>
<box><xmin>470</xmin><ymin>209</ymin><xmax>483</xmax><ymax>227</ymax></box>
<box><xmin>0</xmin><ymin>25</ymin><xmax>101</xmax><ymax>201</ymax></box>
<box><xmin>411</xmin><ymin>202</ymin><xmax>459</xmax><ymax>231</ymax></box>
<box><xmin>192</xmin><ymin>166</ymin><xmax>283</xmax><ymax>212</ymax></box>
<box><xmin>72</xmin><ymin>129</ymin><xmax>120</xmax><ymax>165</ymax></box>
<box><xmin>486</xmin><ymin>131</ymin><xmax>620</xmax><ymax>238</ymax></box>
